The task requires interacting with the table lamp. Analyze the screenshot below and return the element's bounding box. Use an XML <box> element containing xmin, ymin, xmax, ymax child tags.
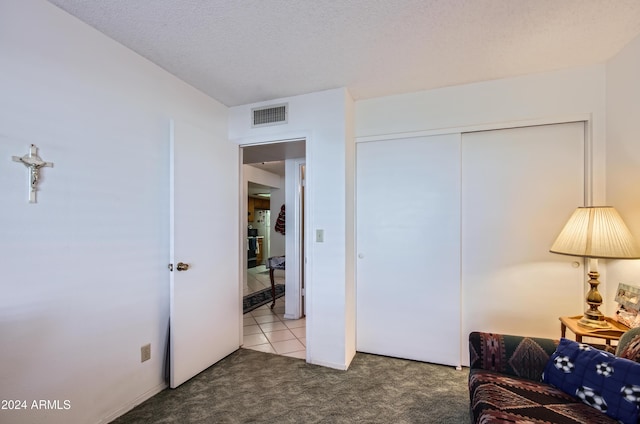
<box><xmin>550</xmin><ymin>206</ymin><xmax>640</xmax><ymax>329</ymax></box>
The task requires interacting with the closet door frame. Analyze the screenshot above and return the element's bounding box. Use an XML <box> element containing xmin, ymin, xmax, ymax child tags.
<box><xmin>355</xmin><ymin>115</ymin><xmax>594</xmax><ymax>367</ymax></box>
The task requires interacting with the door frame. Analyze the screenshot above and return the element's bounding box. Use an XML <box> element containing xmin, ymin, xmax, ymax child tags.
<box><xmin>285</xmin><ymin>157</ymin><xmax>306</xmax><ymax>319</ymax></box>
<box><xmin>238</xmin><ymin>138</ymin><xmax>309</xmax><ymax>347</ymax></box>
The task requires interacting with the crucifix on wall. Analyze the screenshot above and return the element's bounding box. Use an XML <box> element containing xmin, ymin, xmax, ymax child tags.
<box><xmin>12</xmin><ymin>144</ymin><xmax>54</xmax><ymax>203</ymax></box>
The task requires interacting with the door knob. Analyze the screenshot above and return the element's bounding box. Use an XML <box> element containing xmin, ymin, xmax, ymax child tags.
<box><xmin>176</xmin><ymin>262</ymin><xmax>190</xmax><ymax>271</ymax></box>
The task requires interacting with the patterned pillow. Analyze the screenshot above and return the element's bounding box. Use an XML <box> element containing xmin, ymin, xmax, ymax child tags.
<box><xmin>617</xmin><ymin>327</ymin><xmax>640</xmax><ymax>362</ymax></box>
<box><xmin>543</xmin><ymin>338</ymin><xmax>640</xmax><ymax>424</ymax></box>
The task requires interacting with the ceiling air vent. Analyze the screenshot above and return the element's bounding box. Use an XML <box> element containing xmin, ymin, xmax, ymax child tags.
<box><xmin>252</xmin><ymin>103</ymin><xmax>288</xmax><ymax>127</ymax></box>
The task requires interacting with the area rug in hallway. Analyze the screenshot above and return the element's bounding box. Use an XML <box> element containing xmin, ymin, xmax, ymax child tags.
<box><xmin>243</xmin><ymin>284</ymin><xmax>285</xmax><ymax>313</ymax></box>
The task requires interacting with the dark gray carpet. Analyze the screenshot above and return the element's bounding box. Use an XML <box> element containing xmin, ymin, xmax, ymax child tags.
<box><xmin>111</xmin><ymin>348</ymin><xmax>470</xmax><ymax>424</ymax></box>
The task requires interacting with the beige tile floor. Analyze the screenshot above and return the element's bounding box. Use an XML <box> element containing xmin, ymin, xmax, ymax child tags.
<box><xmin>244</xmin><ymin>264</ymin><xmax>283</xmax><ymax>296</ymax></box>
<box><xmin>243</xmin><ymin>296</ymin><xmax>306</xmax><ymax>360</ymax></box>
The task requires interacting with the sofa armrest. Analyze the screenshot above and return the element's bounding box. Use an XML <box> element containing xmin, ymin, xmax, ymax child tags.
<box><xmin>469</xmin><ymin>331</ymin><xmax>559</xmax><ymax>381</ymax></box>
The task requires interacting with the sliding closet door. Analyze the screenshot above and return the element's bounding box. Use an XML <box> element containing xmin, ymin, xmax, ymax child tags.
<box><xmin>461</xmin><ymin>122</ymin><xmax>585</xmax><ymax>362</ymax></box>
<box><xmin>356</xmin><ymin>134</ymin><xmax>461</xmax><ymax>366</ymax></box>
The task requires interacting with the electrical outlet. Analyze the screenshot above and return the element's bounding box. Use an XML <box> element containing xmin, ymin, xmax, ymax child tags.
<box><xmin>141</xmin><ymin>344</ymin><xmax>151</xmax><ymax>363</ymax></box>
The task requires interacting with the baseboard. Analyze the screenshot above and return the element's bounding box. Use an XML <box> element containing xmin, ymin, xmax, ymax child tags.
<box><xmin>308</xmin><ymin>358</ymin><xmax>349</xmax><ymax>371</ymax></box>
<box><xmin>97</xmin><ymin>382</ymin><xmax>167</xmax><ymax>424</ymax></box>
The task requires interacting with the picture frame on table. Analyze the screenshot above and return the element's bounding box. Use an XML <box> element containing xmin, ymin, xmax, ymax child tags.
<box><xmin>615</xmin><ymin>283</ymin><xmax>640</xmax><ymax>328</ymax></box>
<box><xmin>615</xmin><ymin>283</ymin><xmax>640</xmax><ymax>311</ymax></box>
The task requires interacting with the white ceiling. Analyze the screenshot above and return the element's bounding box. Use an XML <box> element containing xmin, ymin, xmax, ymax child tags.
<box><xmin>47</xmin><ymin>0</ymin><xmax>640</xmax><ymax>107</ymax></box>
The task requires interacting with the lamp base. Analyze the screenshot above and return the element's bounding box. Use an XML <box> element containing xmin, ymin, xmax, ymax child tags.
<box><xmin>576</xmin><ymin>267</ymin><xmax>612</xmax><ymax>330</ymax></box>
<box><xmin>578</xmin><ymin>315</ymin><xmax>612</xmax><ymax>329</ymax></box>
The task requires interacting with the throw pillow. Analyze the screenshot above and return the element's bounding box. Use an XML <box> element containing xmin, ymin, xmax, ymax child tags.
<box><xmin>617</xmin><ymin>327</ymin><xmax>640</xmax><ymax>362</ymax></box>
<box><xmin>543</xmin><ymin>338</ymin><xmax>640</xmax><ymax>424</ymax></box>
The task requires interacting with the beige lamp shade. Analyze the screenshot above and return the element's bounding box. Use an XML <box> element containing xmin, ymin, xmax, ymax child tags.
<box><xmin>550</xmin><ymin>206</ymin><xmax>640</xmax><ymax>259</ymax></box>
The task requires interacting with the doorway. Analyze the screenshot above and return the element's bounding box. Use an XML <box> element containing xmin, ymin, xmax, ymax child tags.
<box><xmin>245</xmin><ymin>179</ymin><xmax>279</xmax><ymax>298</ymax></box>
<box><xmin>240</xmin><ymin>139</ymin><xmax>307</xmax><ymax>358</ymax></box>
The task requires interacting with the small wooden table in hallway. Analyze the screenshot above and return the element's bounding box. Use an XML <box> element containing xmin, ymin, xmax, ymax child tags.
<box><xmin>267</xmin><ymin>256</ymin><xmax>285</xmax><ymax>309</ymax></box>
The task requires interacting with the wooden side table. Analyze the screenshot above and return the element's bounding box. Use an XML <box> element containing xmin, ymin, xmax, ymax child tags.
<box><xmin>559</xmin><ymin>316</ymin><xmax>629</xmax><ymax>347</ymax></box>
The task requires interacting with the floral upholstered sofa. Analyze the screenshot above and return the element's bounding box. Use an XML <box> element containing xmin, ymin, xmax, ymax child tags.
<box><xmin>469</xmin><ymin>330</ymin><xmax>640</xmax><ymax>424</ymax></box>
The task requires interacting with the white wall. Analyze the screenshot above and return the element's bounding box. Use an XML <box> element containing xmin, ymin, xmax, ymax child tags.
<box><xmin>0</xmin><ymin>1</ymin><xmax>234</xmax><ymax>423</ymax></box>
<box><xmin>229</xmin><ymin>88</ymin><xmax>357</xmax><ymax>370</ymax></box>
<box><xmin>356</xmin><ymin>65</ymin><xmax>607</xmax><ymax>204</ymax></box>
<box><xmin>606</xmin><ymin>33</ymin><xmax>640</xmax><ymax>315</ymax></box>
<box><xmin>243</xmin><ymin>164</ymin><xmax>282</xmax><ymax>191</ymax></box>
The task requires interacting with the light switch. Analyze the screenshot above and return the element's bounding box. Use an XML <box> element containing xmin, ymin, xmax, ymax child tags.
<box><xmin>316</xmin><ymin>229</ymin><xmax>324</xmax><ymax>242</ymax></box>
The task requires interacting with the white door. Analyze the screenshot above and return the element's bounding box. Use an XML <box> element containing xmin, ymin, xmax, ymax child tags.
<box><xmin>356</xmin><ymin>134</ymin><xmax>462</xmax><ymax>366</ymax></box>
<box><xmin>461</xmin><ymin>122</ymin><xmax>585</xmax><ymax>361</ymax></box>
<box><xmin>169</xmin><ymin>119</ymin><xmax>240</xmax><ymax>388</ymax></box>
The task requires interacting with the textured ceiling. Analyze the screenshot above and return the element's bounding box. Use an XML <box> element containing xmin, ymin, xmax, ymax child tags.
<box><xmin>47</xmin><ymin>0</ymin><xmax>640</xmax><ymax>107</ymax></box>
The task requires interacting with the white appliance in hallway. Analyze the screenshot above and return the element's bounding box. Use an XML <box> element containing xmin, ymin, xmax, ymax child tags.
<box><xmin>252</xmin><ymin>209</ymin><xmax>271</xmax><ymax>265</ymax></box>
